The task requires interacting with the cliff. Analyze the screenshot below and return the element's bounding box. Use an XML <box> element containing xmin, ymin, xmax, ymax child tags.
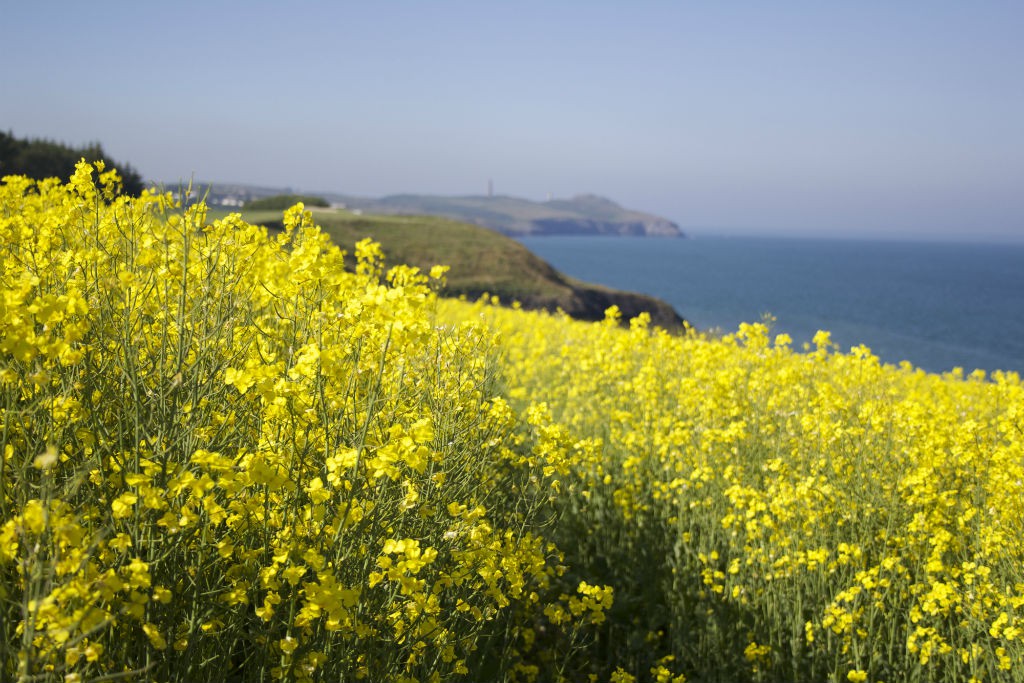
<box><xmin>240</xmin><ymin>207</ymin><xmax>687</xmax><ymax>330</ymax></box>
<box><xmin>332</xmin><ymin>192</ymin><xmax>686</xmax><ymax>238</ymax></box>
<box><xmin>199</xmin><ymin>182</ymin><xmax>685</xmax><ymax>239</ymax></box>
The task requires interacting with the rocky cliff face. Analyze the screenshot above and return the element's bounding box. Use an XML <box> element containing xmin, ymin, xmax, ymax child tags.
<box><xmin>557</xmin><ymin>285</ymin><xmax>686</xmax><ymax>329</ymax></box>
<box><xmin>530</xmin><ymin>217</ymin><xmax>682</xmax><ymax>237</ymax></box>
<box><xmin>452</xmin><ymin>282</ymin><xmax>687</xmax><ymax>331</ymax></box>
<box><xmin>535</xmin><ymin>194</ymin><xmax>684</xmax><ymax>237</ymax></box>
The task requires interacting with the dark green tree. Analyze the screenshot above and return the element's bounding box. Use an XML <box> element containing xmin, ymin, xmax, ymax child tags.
<box><xmin>0</xmin><ymin>130</ymin><xmax>145</xmax><ymax>195</ymax></box>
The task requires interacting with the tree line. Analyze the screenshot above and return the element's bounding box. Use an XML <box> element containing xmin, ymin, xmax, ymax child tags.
<box><xmin>0</xmin><ymin>130</ymin><xmax>144</xmax><ymax>195</ymax></box>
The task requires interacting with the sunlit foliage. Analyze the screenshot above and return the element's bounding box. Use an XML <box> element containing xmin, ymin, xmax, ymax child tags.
<box><xmin>2</xmin><ymin>165</ymin><xmax>1022</xmax><ymax>682</ymax></box>
<box><xmin>0</xmin><ymin>165</ymin><xmax>608</xmax><ymax>683</ymax></box>
<box><xmin>439</xmin><ymin>301</ymin><xmax>1024</xmax><ymax>683</ymax></box>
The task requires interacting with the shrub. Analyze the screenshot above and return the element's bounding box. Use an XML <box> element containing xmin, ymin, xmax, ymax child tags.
<box><xmin>244</xmin><ymin>194</ymin><xmax>330</xmax><ymax>210</ymax></box>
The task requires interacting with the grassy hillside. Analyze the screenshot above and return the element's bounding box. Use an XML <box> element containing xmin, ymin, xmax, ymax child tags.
<box><xmin>217</xmin><ymin>206</ymin><xmax>686</xmax><ymax>329</ymax></box>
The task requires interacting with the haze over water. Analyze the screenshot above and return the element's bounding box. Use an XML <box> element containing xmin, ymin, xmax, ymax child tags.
<box><xmin>3</xmin><ymin>3</ymin><xmax>1023</xmax><ymax>245</ymax></box>
<box><xmin>519</xmin><ymin>235</ymin><xmax>1024</xmax><ymax>375</ymax></box>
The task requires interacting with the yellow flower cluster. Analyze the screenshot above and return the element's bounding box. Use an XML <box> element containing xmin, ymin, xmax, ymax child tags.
<box><xmin>0</xmin><ymin>166</ymin><xmax>609</xmax><ymax>683</ymax></box>
<box><xmin>440</xmin><ymin>298</ymin><xmax>1024</xmax><ymax>682</ymax></box>
<box><xmin>3</xmin><ymin>165</ymin><xmax>1022</xmax><ymax>683</ymax></box>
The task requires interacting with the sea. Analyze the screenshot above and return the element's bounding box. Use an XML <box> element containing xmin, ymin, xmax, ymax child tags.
<box><xmin>517</xmin><ymin>235</ymin><xmax>1024</xmax><ymax>376</ymax></box>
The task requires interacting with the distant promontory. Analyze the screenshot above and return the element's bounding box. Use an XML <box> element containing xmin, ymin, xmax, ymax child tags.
<box><xmin>202</xmin><ymin>183</ymin><xmax>685</xmax><ymax>238</ymax></box>
<box><xmin>342</xmin><ymin>193</ymin><xmax>686</xmax><ymax>238</ymax></box>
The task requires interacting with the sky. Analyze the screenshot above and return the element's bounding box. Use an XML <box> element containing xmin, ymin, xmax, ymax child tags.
<box><xmin>3</xmin><ymin>1</ymin><xmax>1023</xmax><ymax>242</ymax></box>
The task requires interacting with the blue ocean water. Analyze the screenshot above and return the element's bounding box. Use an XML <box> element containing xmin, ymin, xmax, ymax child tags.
<box><xmin>518</xmin><ymin>235</ymin><xmax>1024</xmax><ymax>375</ymax></box>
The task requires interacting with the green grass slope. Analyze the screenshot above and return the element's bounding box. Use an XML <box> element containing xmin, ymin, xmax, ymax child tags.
<box><xmin>215</xmin><ymin>206</ymin><xmax>686</xmax><ymax>329</ymax></box>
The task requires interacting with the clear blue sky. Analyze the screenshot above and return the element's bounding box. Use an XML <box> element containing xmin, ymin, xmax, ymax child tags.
<box><xmin>3</xmin><ymin>1</ymin><xmax>1023</xmax><ymax>242</ymax></box>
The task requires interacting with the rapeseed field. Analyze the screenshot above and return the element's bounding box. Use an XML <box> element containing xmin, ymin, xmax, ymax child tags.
<box><xmin>2</xmin><ymin>165</ymin><xmax>1022</xmax><ymax>682</ymax></box>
